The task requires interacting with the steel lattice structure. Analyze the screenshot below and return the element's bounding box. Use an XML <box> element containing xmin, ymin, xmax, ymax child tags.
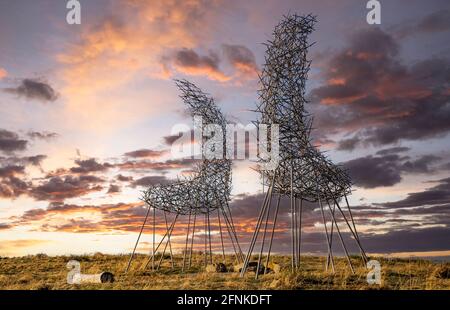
<box><xmin>240</xmin><ymin>14</ymin><xmax>368</xmax><ymax>278</ymax></box>
<box><xmin>126</xmin><ymin>80</ymin><xmax>243</xmax><ymax>272</ymax></box>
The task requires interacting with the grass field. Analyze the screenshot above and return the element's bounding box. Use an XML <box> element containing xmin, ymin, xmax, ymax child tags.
<box><xmin>0</xmin><ymin>253</ymin><xmax>448</xmax><ymax>290</ymax></box>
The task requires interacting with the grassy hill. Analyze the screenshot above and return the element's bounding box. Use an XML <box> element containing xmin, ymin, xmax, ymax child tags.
<box><xmin>0</xmin><ymin>253</ymin><xmax>448</xmax><ymax>290</ymax></box>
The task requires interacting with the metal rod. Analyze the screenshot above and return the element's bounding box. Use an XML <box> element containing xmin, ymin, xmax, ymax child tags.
<box><xmin>218</xmin><ymin>208</ymin><xmax>226</xmax><ymax>261</ymax></box>
<box><xmin>256</xmin><ymin>190</ymin><xmax>273</xmax><ymax>279</ymax></box>
<box><xmin>319</xmin><ymin>196</ymin><xmax>335</xmax><ymax>273</ymax></box>
<box><xmin>297</xmin><ymin>198</ymin><xmax>303</xmax><ymax>268</ymax></box>
<box><xmin>163</xmin><ymin>211</ymin><xmax>174</xmax><ymax>269</ymax></box>
<box><xmin>125</xmin><ymin>203</ymin><xmax>151</xmax><ymax>273</ymax></box>
<box><xmin>220</xmin><ymin>207</ymin><xmax>240</xmax><ymax>264</ymax></box>
<box><xmin>326</xmin><ymin>201</ymin><xmax>336</xmax><ymax>269</ymax></box>
<box><xmin>182</xmin><ymin>210</ymin><xmax>192</xmax><ymax>272</ymax></box>
<box><xmin>207</xmin><ymin>210</ymin><xmax>213</xmax><ymax>264</ymax></box>
<box><xmin>264</xmin><ymin>194</ymin><xmax>281</xmax><ymax>274</ymax></box>
<box><xmin>290</xmin><ymin>165</ymin><xmax>295</xmax><ymax>271</ymax></box>
<box><xmin>225</xmin><ymin>201</ymin><xmax>243</xmax><ymax>261</ymax></box>
<box><xmin>188</xmin><ymin>212</ymin><xmax>197</xmax><ymax>269</ymax></box>
<box><xmin>152</xmin><ymin>205</ymin><xmax>155</xmax><ymax>270</ymax></box>
<box><xmin>327</xmin><ymin>201</ymin><xmax>355</xmax><ymax>274</ymax></box>
<box><xmin>344</xmin><ymin>194</ymin><xmax>368</xmax><ymax>263</ymax></box>
<box><xmin>204</xmin><ymin>213</ymin><xmax>207</xmax><ymax>267</ymax></box>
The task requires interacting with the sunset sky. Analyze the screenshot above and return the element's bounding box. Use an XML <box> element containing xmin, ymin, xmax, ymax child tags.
<box><xmin>0</xmin><ymin>0</ymin><xmax>449</xmax><ymax>257</ymax></box>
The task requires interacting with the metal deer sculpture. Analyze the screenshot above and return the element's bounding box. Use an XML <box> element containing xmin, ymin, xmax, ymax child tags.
<box><xmin>240</xmin><ymin>14</ymin><xmax>368</xmax><ymax>278</ymax></box>
<box><xmin>126</xmin><ymin>79</ymin><xmax>243</xmax><ymax>272</ymax></box>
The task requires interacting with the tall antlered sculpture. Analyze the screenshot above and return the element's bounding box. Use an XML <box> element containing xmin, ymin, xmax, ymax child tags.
<box><xmin>126</xmin><ymin>80</ymin><xmax>243</xmax><ymax>272</ymax></box>
<box><xmin>240</xmin><ymin>14</ymin><xmax>367</xmax><ymax>278</ymax></box>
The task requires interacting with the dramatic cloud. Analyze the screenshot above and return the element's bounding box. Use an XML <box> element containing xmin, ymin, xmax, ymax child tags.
<box><xmin>416</xmin><ymin>9</ymin><xmax>450</xmax><ymax>33</ymax></box>
<box><xmin>374</xmin><ymin>147</ymin><xmax>410</xmax><ymax>156</ymax></box>
<box><xmin>393</xmin><ymin>9</ymin><xmax>450</xmax><ymax>38</ymax></box>
<box><xmin>123</xmin><ymin>149</ymin><xmax>167</xmax><ymax>159</ymax></box>
<box><xmin>55</xmin><ymin>0</ymin><xmax>234</xmax><ymax>132</ymax></box>
<box><xmin>361</xmin><ymin>227</ymin><xmax>450</xmax><ymax>253</ymax></box>
<box><xmin>222</xmin><ymin>44</ymin><xmax>259</xmax><ymax>77</ymax></box>
<box><xmin>163</xmin><ymin>48</ymin><xmax>230</xmax><ymax>81</ymax></box>
<box><xmin>0</xmin><ymin>176</ymin><xmax>29</xmax><ymax>199</ymax></box>
<box><xmin>3</xmin><ymin>78</ymin><xmax>58</xmax><ymax>102</ymax></box>
<box><xmin>0</xmin><ymin>153</ymin><xmax>46</xmax><ymax>170</ymax></box>
<box><xmin>117</xmin><ymin>157</ymin><xmax>196</xmax><ymax>172</ymax></box>
<box><xmin>0</xmin><ymin>223</ymin><xmax>11</xmax><ymax>230</ymax></box>
<box><xmin>107</xmin><ymin>184</ymin><xmax>121</xmax><ymax>194</ymax></box>
<box><xmin>163</xmin><ymin>133</ymin><xmax>182</xmax><ymax>146</ymax></box>
<box><xmin>132</xmin><ymin>175</ymin><xmax>169</xmax><ymax>187</ymax></box>
<box><xmin>70</xmin><ymin>158</ymin><xmax>113</xmax><ymax>174</ymax></box>
<box><xmin>10</xmin><ymin>201</ymin><xmax>149</xmax><ymax>233</ymax></box>
<box><xmin>378</xmin><ymin>177</ymin><xmax>450</xmax><ymax>209</ymax></box>
<box><xmin>21</xmin><ymin>155</ymin><xmax>47</xmax><ymax>166</ymax></box>
<box><xmin>0</xmin><ymin>129</ymin><xmax>27</xmax><ymax>153</ymax></box>
<box><xmin>0</xmin><ymin>162</ymin><xmax>29</xmax><ymax>200</ymax></box>
<box><xmin>311</xmin><ymin>27</ymin><xmax>450</xmax><ymax>148</ymax></box>
<box><xmin>27</xmin><ymin>131</ymin><xmax>58</xmax><ymax>141</ymax></box>
<box><xmin>0</xmin><ymin>165</ymin><xmax>25</xmax><ymax>178</ymax></box>
<box><xmin>0</xmin><ymin>156</ymin><xmax>46</xmax><ymax>199</ymax></box>
<box><xmin>162</xmin><ymin>44</ymin><xmax>258</xmax><ymax>81</ymax></box>
<box><xmin>342</xmin><ymin>150</ymin><xmax>442</xmax><ymax>188</ymax></box>
<box><xmin>116</xmin><ymin>174</ymin><xmax>133</xmax><ymax>182</ymax></box>
<box><xmin>30</xmin><ymin>175</ymin><xmax>104</xmax><ymax>201</ymax></box>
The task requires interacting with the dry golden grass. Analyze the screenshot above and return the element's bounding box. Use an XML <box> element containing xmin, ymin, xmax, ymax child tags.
<box><xmin>0</xmin><ymin>253</ymin><xmax>448</xmax><ymax>290</ymax></box>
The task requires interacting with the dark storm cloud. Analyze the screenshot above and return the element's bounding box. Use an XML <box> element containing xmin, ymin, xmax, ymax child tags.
<box><xmin>336</xmin><ymin>136</ymin><xmax>361</xmax><ymax>151</ymax></box>
<box><xmin>417</xmin><ymin>9</ymin><xmax>450</xmax><ymax>33</ymax></box>
<box><xmin>22</xmin><ymin>155</ymin><xmax>47</xmax><ymax>166</ymax></box>
<box><xmin>222</xmin><ymin>44</ymin><xmax>259</xmax><ymax>75</ymax></box>
<box><xmin>342</xmin><ymin>151</ymin><xmax>442</xmax><ymax>188</ymax></box>
<box><xmin>393</xmin><ymin>10</ymin><xmax>450</xmax><ymax>38</ymax></box>
<box><xmin>69</xmin><ymin>158</ymin><xmax>113</xmax><ymax>174</ymax></box>
<box><xmin>162</xmin><ymin>129</ymin><xmax>195</xmax><ymax>146</ymax></box>
<box><xmin>0</xmin><ymin>165</ymin><xmax>25</xmax><ymax>178</ymax></box>
<box><xmin>375</xmin><ymin>147</ymin><xmax>410</xmax><ymax>156</ymax></box>
<box><xmin>163</xmin><ymin>132</ymin><xmax>182</xmax><ymax>145</ymax></box>
<box><xmin>310</xmin><ymin>27</ymin><xmax>450</xmax><ymax>148</ymax></box>
<box><xmin>361</xmin><ymin>227</ymin><xmax>450</xmax><ymax>253</ymax></box>
<box><xmin>0</xmin><ymin>176</ymin><xmax>29</xmax><ymax>199</ymax></box>
<box><xmin>27</xmin><ymin>131</ymin><xmax>58</xmax><ymax>141</ymax></box>
<box><xmin>132</xmin><ymin>175</ymin><xmax>169</xmax><ymax>187</ymax></box>
<box><xmin>116</xmin><ymin>174</ymin><xmax>133</xmax><ymax>182</ymax></box>
<box><xmin>0</xmin><ymin>155</ymin><xmax>46</xmax><ymax>173</ymax></box>
<box><xmin>3</xmin><ymin>78</ymin><xmax>58</xmax><ymax>102</ymax></box>
<box><xmin>0</xmin><ymin>129</ymin><xmax>27</xmax><ymax>153</ymax></box>
<box><xmin>401</xmin><ymin>155</ymin><xmax>441</xmax><ymax>174</ymax></box>
<box><xmin>255</xmin><ymin>225</ymin><xmax>450</xmax><ymax>255</ymax></box>
<box><xmin>0</xmin><ymin>223</ymin><xmax>11</xmax><ymax>230</ymax></box>
<box><xmin>162</xmin><ymin>48</ymin><xmax>229</xmax><ymax>81</ymax></box>
<box><xmin>123</xmin><ymin>149</ymin><xmax>167</xmax><ymax>158</ymax></box>
<box><xmin>107</xmin><ymin>184</ymin><xmax>121</xmax><ymax>194</ymax></box>
<box><xmin>117</xmin><ymin>157</ymin><xmax>196</xmax><ymax>172</ymax></box>
<box><xmin>378</xmin><ymin>177</ymin><xmax>450</xmax><ymax>209</ymax></box>
<box><xmin>0</xmin><ymin>162</ymin><xmax>30</xmax><ymax>199</ymax></box>
<box><xmin>175</xmin><ymin>48</ymin><xmax>220</xmax><ymax>69</ymax></box>
<box><xmin>30</xmin><ymin>175</ymin><xmax>104</xmax><ymax>201</ymax></box>
<box><xmin>0</xmin><ymin>154</ymin><xmax>46</xmax><ymax>199</ymax></box>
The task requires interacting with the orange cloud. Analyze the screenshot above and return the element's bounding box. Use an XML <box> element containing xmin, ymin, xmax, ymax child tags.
<box><xmin>0</xmin><ymin>67</ymin><xmax>7</xmax><ymax>79</ymax></box>
<box><xmin>55</xmin><ymin>0</ymin><xmax>227</xmax><ymax>132</ymax></box>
